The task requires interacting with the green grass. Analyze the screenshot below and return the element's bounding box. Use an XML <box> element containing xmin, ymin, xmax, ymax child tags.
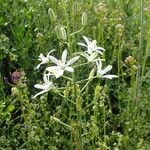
<box><xmin>0</xmin><ymin>0</ymin><xmax>150</xmax><ymax>149</ymax></box>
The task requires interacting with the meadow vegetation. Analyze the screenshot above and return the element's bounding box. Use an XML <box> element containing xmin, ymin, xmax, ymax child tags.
<box><xmin>0</xmin><ymin>0</ymin><xmax>150</xmax><ymax>149</ymax></box>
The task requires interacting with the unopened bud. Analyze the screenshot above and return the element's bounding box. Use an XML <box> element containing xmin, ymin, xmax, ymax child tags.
<box><xmin>131</xmin><ymin>65</ymin><xmax>138</xmax><ymax>71</ymax></box>
<box><xmin>48</xmin><ymin>8</ymin><xmax>56</xmax><ymax>22</ymax></box>
<box><xmin>125</xmin><ymin>56</ymin><xmax>136</xmax><ymax>66</ymax></box>
<box><xmin>60</xmin><ymin>27</ymin><xmax>67</xmax><ymax>41</ymax></box>
<box><xmin>88</xmin><ymin>67</ymin><xmax>95</xmax><ymax>80</ymax></box>
<box><xmin>82</xmin><ymin>12</ymin><xmax>87</xmax><ymax>26</ymax></box>
<box><xmin>54</xmin><ymin>25</ymin><xmax>61</xmax><ymax>39</ymax></box>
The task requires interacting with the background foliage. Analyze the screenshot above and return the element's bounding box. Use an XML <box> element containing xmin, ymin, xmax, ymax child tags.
<box><xmin>0</xmin><ymin>0</ymin><xmax>150</xmax><ymax>149</ymax></box>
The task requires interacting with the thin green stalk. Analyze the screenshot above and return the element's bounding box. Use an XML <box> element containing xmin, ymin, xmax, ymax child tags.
<box><xmin>62</xmin><ymin>0</ymin><xmax>72</xmax><ymax>50</ymax></box>
<box><xmin>134</xmin><ymin>0</ymin><xmax>144</xmax><ymax>103</ymax></box>
<box><xmin>103</xmin><ymin>105</ymin><xmax>106</xmax><ymax>144</ymax></box>
<box><xmin>72</xmin><ymin>73</ymin><xmax>83</xmax><ymax>150</ymax></box>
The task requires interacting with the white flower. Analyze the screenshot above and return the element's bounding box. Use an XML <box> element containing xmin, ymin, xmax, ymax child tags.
<box><xmin>96</xmin><ymin>59</ymin><xmax>118</xmax><ymax>79</ymax></box>
<box><xmin>46</xmin><ymin>49</ymin><xmax>80</xmax><ymax>78</ymax></box>
<box><xmin>77</xmin><ymin>35</ymin><xmax>105</xmax><ymax>55</ymax></box>
<box><xmin>33</xmin><ymin>73</ymin><xmax>54</xmax><ymax>98</ymax></box>
<box><xmin>35</xmin><ymin>49</ymin><xmax>55</xmax><ymax>70</ymax></box>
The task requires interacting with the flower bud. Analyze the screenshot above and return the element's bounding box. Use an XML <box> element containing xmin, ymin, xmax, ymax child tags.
<box><xmin>54</xmin><ymin>25</ymin><xmax>61</xmax><ymax>39</ymax></box>
<box><xmin>131</xmin><ymin>65</ymin><xmax>138</xmax><ymax>71</ymax></box>
<box><xmin>48</xmin><ymin>8</ymin><xmax>56</xmax><ymax>22</ymax></box>
<box><xmin>60</xmin><ymin>27</ymin><xmax>67</xmax><ymax>41</ymax></box>
<box><xmin>88</xmin><ymin>67</ymin><xmax>95</xmax><ymax>80</ymax></box>
<box><xmin>125</xmin><ymin>56</ymin><xmax>136</xmax><ymax>66</ymax></box>
<box><xmin>81</xmin><ymin>12</ymin><xmax>87</xmax><ymax>26</ymax></box>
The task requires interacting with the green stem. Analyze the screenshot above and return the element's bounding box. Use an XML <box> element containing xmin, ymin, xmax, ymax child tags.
<box><xmin>72</xmin><ymin>73</ymin><xmax>83</xmax><ymax>150</ymax></box>
<box><xmin>70</xmin><ymin>27</ymin><xmax>84</xmax><ymax>36</ymax></box>
<box><xmin>134</xmin><ymin>0</ymin><xmax>144</xmax><ymax>103</ymax></box>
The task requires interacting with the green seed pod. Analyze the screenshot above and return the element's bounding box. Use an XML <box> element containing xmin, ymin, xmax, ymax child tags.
<box><xmin>60</xmin><ymin>27</ymin><xmax>67</xmax><ymax>41</ymax></box>
<box><xmin>82</xmin><ymin>12</ymin><xmax>87</xmax><ymax>26</ymax></box>
<box><xmin>54</xmin><ymin>25</ymin><xmax>61</xmax><ymax>39</ymax></box>
<box><xmin>48</xmin><ymin>8</ymin><xmax>56</xmax><ymax>22</ymax></box>
<box><xmin>88</xmin><ymin>67</ymin><xmax>96</xmax><ymax>80</ymax></box>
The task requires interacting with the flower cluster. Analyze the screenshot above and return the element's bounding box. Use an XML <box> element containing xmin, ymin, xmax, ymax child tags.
<box><xmin>33</xmin><ymin>36</ymin><xmax>118</xmax><ymax>98</ymax></box>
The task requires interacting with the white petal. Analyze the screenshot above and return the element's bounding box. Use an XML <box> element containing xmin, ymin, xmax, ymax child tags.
<box><xmin>77</xmin><ymin>42</ymin><xmax>87</xmax><ymax>47</ymax></box>
<box><xmin>38</xmin><ymin>53</ymin><xmax>45</xmax><ymax>60</ymax></box>
<box><xmin>65</xmin><ymin>67</ymin><xmax>74</xmax><ymax>72</ymax></box>
<box><xmin>49</xmin><ymin>56</ymin><xmax>59</xmax><ymax>65</ymax></box>
<box><xmin>93</xmin><ymin>47</ymin><xmax>105</xmax><ymax>51</ymax></box>
<box><xmin>91</xmin><ymin>40</ymin><xmax>97</xmax><ymax>47</ymax></box>
<box><xmin>83</xmin><ymin>35</ymin><xmax>90</xmax><ymax>45</ymax></box>
<box><xmin>101</xmin><ymin>75</ymin><xmax>118</xmax><ymax>79</ymax></box>
<box><xmin>34</xmin><ymin>84</ymin><xmax>45</xmax><ymax>89</ymax></box>
<box><xmin>66</xmin><ymin>56</ymin><xmax>80</xmax><ymax>66</ymax></box>
<box><xmin>35</xmin><ymin>63</ymin><xmax>42</xmax><ymax>70</ymax></box>
<box><xmin>55</xmin><ymin>69</ymin><xmax>64</xmax><ymax>78</ymax></box>
<box><xmin>32</xmin><ymin>89</ymin><xmax>48</xmax><ymax>98</ymax></box>
<box><xmin>101</xmin><ymin>65</ymin><xmax>112</xmax><ymax>75</ymax></box>
<box><xmin>47</xmin><ymin>49</ymin><xmax>55</xmax><ymax>57</ymax></box>
<box><xmin>61</xmin><ymin>49</ymin><xmax>67</xmax><ymax>63</ymax></box>
<box><xmin>80</xmin><ymin>52</ymin><xmax>89</xmax><ymax>59</ymax></box>
<box><xmin>89</xmin><ymin>52</ymin><xmax>98</xmax><ymax>62</ymax></box>
<box><xmin>96</xmin><ymin>59</ymin><xmax>102</xmax><ymax>70</ymax></box>
<box><xmin>93</xmin><ymin>49</ymin><xmax>103</xmax><ymax>55</ymax></box>
<box><xmin>45</xmin><ymin>66</ymin><xmax>59</xmax><ymax>72</ymax></box>
<box><xmin>43</xmin><ymin>73</ymin><xmax>49</xmax><ymax>83</ymax></box>
<box><xmin>46</xmin><ymin>66</ymin><xmax>64</xmax><ymax>78</ymax></box>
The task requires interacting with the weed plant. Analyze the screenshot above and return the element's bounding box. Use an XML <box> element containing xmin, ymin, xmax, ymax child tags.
<box><xmin>0</xmin><ymin>0</ymin><xmax>150</xmax><ymax>149</ymax></box>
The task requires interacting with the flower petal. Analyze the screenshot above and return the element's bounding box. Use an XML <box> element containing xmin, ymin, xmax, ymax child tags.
<box><xmin>47</xmin><ymin>49</ymin><xmax>55</xmax><ymax>57</ymax></box>
<box><xmin>38</xmin><ymin>53</ymin><xmax>45</xmax><ymax>60</ymax></box>
<box><xmin>49</xmin><ymin>56</ymin><xmax>59</xmax><ymax>65</ymax></box>
<box><xmin>43</xmin><ymin>73</ymin><xmax>49</xmax><ymax>83</ymax></box>
<box><xmin>77</xmin><ymin>42</ymin><xmax>87</xmax><ymax>47</ymax></box>
<box><xmin>91</xmin><ymin>40</ymin><xmax>97</xmax><ymax>47</ymax></box>
<box><xmin>32</xmin><ymin>89</ymin><xmax>48</xmax><ymax>98</ymax></box>
<box><xmin>83</xmin><ymin>35</ymin><xmax>90</xmax><ymax>45</ymax></box>
<box><xmin>35</xmin><ymin>63</ymin><xmax>42</xmax><ymax>70</ymax></box>
<box><xmin>99</xmin><ymin>65</ymin><xmax>112</xmax><ymax>75</ymax></box>
<box><xmin>66</xmin><ymin>56</ymin><xmax>80</xmax><ymax>66</ymax></box>
<box><xmin>45</xmin><ymin>66</ymin><xmax>59</xmax><ymax>72</ymax></box>
<box><xmin>80</xmin><ymin>52</ymin><xmax>89</xmax><ymax>59</ymax></box>
<box><xmin>54</xmin><ymin>69</ymin><xmax>64</xmax><ymax>78</ymax></box>
<box><xmin>34</xmin><ymin>84</ymin><xmax>45</xmax><ymax>89</ymax></box>
<box><xmin>93</xmin><ymin>49</ymin><xmax>103</xmax><ymax>55</ymax></box>
<box><xmin>65</xmin><ymin>67</ymin><xmax>74</xmax><ymax>72</ymax></box>
<box><xmin>101</xmin><ymin>75</ymin><xmax>118</xmax><ymax>79</ymax></box>
<box><xmin>93</xmin><ymin>47</ymin><xmax>105</xmax><ymax>51</ymax></box>
<box><xmin>61</xmin><ymin>49</ymin><xmax>68</xmax><ymax>63</ymax></box>
<box><xmin>89</xmin><ymin>52</ymin><xmax>98</xmax><ymax>62</ymax></box>
<box><xmin>96</xmin><ymin>59</ymin><xmax>102</xmax><ymax>70</ymax></box>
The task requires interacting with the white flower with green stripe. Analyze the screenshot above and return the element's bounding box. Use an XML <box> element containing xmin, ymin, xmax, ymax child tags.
<box><xmin>33</xmin><ymin>73</ymin><xmax>54</xmax><ymax>98</ymax></box>
<box><xmin>96</xmin><ymin>59</ymin><xmax>118</xmax><ymax>79</ymax></box>
<box><xmin>46</xmin><ymin>49</ymin><xmax>80</xmax><ymax>78</ymax></box>
<box><xmin>77</xmin><ymin>36</ymin><xmax>105</xmax><ymax>55</ymax></box>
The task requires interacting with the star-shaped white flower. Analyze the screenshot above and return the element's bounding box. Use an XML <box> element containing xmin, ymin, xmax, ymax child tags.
<box><xmin>35</xmin><ymin>49</ymin><xmax>55</xmax><ymax>70</ymax></box>
<box><xmin>77</xmin><ymin>36</ymin><xmax>105</xmax><ymax>55</ymax></box>
<box><xmin>33</xmin><ymin>73</ymin><xmax>54</xmax><ymax>98</ymax></box>
<box><xmin>46</xmin><ymin>49</ymin><xmax>80</xmax><ymax>78</ymax></box>
<box><xmin>96</xmin><ymin>59</ymin><xmax>118</xmax><ymax>79</ymax></box>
